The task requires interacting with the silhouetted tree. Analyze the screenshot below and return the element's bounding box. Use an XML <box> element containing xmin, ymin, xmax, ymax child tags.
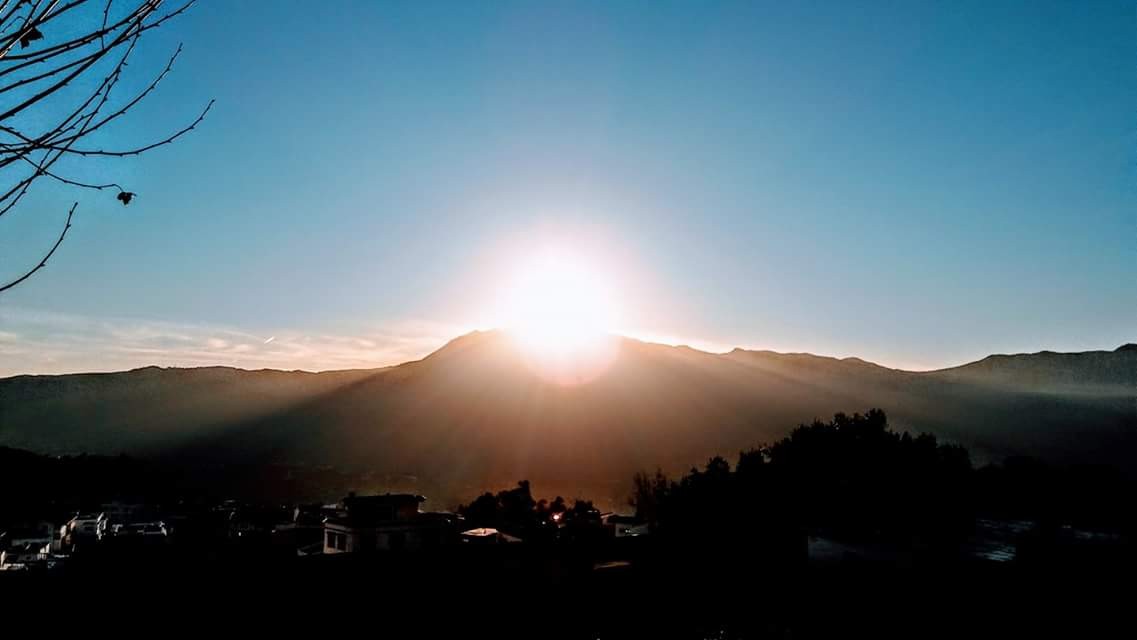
<box><xmin>630</xmin><ymin>468</ymin><xmax>672</xmax><ymax>527</ymax></box>
<box><xmin>633</xmin><ymin>409</ymin><xmax>979</xmax><ymax>560</ymax></box>
<box><xmin>0</xmin><ymin>0</ymin><xmax>212</xmax><ymax>293</ymax></box>
<box><xmin>457</xmin><ymin>482</ymin><xmax>606</xmax><ymax>543</ymax></box>
<box><xmin>761</xmin><ymin>409</ymin><xmax>973</xmax><ymax>541</ymax></box>
<box><xmin>458</xmin><ymin>481</ymin><xmax>537</xmax><ymax>534</ymax></box>
<box><xmin>461</xmin><ymin>491</ymin><xmax>500</xmax><ymax>528</ymax></box>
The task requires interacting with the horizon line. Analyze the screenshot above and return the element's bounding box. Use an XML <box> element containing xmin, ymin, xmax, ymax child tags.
<box><xmin>2</xmin><ymin>328</ymin><xmax>1131</xmax><ymax>381</ymax></box>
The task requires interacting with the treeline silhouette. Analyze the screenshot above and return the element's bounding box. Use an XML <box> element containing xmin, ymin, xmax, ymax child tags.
<box><xmin>447</xmin><ymin>408</ymin><xmax>1132</xmax><ymax>574</ymax></box>
<box><xmin>632</xmin><ymin>409</ymin><xmax>972</xmax><ymax>548</ymax></box>
<box><xmin>631</xmin><ymin>409</ymin><xmax>1132</xmax><ymax>547</ymax></box>
<box><xmin>975</xmin><ymin>455</ymin><xmax>1132</xmax><ymax>531</ymax></box>
<box><xmin>4</xmin><ymin>408</ymin><xmax>1132</xmax><ymax>541</ymax></box>
<box><xmin>459</xmin><ymin>481</ymin><xmax>604</xmax><ymax>544</ymax></box>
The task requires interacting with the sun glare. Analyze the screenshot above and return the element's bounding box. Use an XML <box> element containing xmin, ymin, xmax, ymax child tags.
<box><xmin>497</xmin><ymin>249</ymin><xmax>622</xmax><ymax>385</ymax></box>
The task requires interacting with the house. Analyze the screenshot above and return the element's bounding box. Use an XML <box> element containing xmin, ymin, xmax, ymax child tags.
<box><xmin>602</xmin><ymin>514</ymin><xmax>650</xmax><ymax>538</ymax></box>
<box><xmin>0</xmin><ymin>521</ymin><xmax>57</xmax><ymax>552</ymax></box>
<box><xmin>0</xmin><ymin>542</ymin><xmax>50</xmax><ymax>567</ymax></box>
<box><xmin>274</xmin><ymin>503</ymin><xmax>338</xmax><ymax>553</ymax></box>
<box><xmin>63</xmin><ymin>513</ymin><xmax>108</xmax><ymax>549</ymax></box>
<box><xmin>100</xmin><ymin>500</ymin><xmax>150</xmax><ymax>524</ymax></box>
<box><xmin>109</xmin><ymin>521</ymin><xmax>169</xmax><ymax>543</ymax></box>
<box><xmin>460</xmin><ymin>527</ymin><xmax>523</xmax><ymax>545</ymax></box>
<box><xmin>323</xmin><ymin>494</ymin><xmax>457</xmax><ymax>553</ymax></box>
<box><xmin>226</xmin><ymin>504</ymin><xmax>293</xmax><ymax>541</ymax></box>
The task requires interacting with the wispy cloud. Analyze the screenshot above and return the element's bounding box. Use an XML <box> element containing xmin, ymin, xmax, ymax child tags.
<box><xmin>0</xmin><ymin>307</ymin><xmax>466</xmax><ymax>377</ymax></box>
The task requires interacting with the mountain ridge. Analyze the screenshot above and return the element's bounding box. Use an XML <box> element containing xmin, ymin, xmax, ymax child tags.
<box><xmin>3</xmin><ymin>331</ymin><xmax>1131</xmax><ymax>381</ymax></box>
<box><xmin>2</xmin><ymin>331</ymin><xmax>1133</xmax><ymax>506</ymax></box>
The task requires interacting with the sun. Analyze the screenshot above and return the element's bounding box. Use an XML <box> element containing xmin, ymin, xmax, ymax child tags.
<box><xmin>496</xmin><ymin>249</ymin><xmax>622</xmax><ymax>385</ymax></box>
<box><xmin>501</xmin><ymin>250</ymin><xmax>619</xmax><ymax>350</ymax></box>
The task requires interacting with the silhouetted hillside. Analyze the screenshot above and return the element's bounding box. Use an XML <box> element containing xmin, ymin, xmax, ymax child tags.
<box><xmin>925</xmin><ymin>345</ymin><xmax>1137</xmax><ymax>392</ymax></box>
<box><xmin>2</xmin><ymin>333</ymin><xmax>1133</xmax><ymax>504</ymax></box>
<box><xmin>0</xmin><ymin>365</ymin><xmax>377</xmax><ymax>454</ymax></box>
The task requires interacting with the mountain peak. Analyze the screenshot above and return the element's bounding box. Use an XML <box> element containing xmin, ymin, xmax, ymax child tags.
<box><xmin>423</xmin><ymin>329</ymin><xmax>504</xmax><ymax>359</ymax></box>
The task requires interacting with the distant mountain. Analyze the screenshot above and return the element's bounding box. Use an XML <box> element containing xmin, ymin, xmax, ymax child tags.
<box><xmin>926</xmin><ymin>345</ymin><xmax>1137</xmax><ymax>392</ymax></box>
<box><xmin>1</xmin><ymin>332</ymin><xmax>1133</xmax><ymax>504</ymax></box>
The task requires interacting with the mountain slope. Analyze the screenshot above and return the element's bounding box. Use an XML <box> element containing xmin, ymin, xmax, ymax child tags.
<box><xmin>1</xmin><ymin>333</ymin><xmax>1133</xmax><ymax>503</ymax></box>
<box><xmin>924</xmin><ymin>344</ymin><xmax>1137</xmax><ymax>392</ymax></box>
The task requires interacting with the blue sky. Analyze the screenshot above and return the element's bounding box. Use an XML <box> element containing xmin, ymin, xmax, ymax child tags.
<box><xmin>1</xmin><ymin>0</ymin><xmax>1133</xmax><ymax>374</ymax></box>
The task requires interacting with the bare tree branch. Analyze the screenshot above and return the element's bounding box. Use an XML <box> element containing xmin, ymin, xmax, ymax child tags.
<box><xmin>0</xmin><ymin>0</ymin><xmax>209</xmax><ymax>294</ymax></box>
<box><xmin>0</xmin><ymin>9</ymin><xmax>145</xmax><ymax>120</ymax></box>
<box><xmin>0</xmin><ymin>2</ymin><xmax>144</xmax><ymax>70</ymax></box>
<box><xmin>31</xmin><ymin>42</ymin><xmax>189</xmax><ymax>150</ymax></box>
<box><xmin>48</xmin><ymin>97</ymin><xmax>213</xmax><ymax>157</ymax></box>
<box><xmin>0</xmin><ymin>201</ymin><xmax>77</xmax><ymax>293</ymax></box>
<box><xmin>19</xmin><ymin>154</ymin><xmax>125</xmax><ymax>192</ymax></box>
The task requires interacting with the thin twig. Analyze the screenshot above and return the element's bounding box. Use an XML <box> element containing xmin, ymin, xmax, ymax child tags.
<box><xmin>0</xmin><ymin>201</ymin><xmax>78</xmax><ymax>293</ymax></box>
<box><xmin>19</xmin><ymin>154</ymin><xmax>124</xmax><ymax>191</ymax></box>
<box><xmin>47</xmin><ymin>98</ymin><xmax>212</xmax><ymax>157</ymax></box>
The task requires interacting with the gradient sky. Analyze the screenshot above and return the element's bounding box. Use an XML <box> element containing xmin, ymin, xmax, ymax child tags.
<box><xmin>1</xmin><ymin>0</ymin><xmax>1133</xmax><ymax>375</ymax></box>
